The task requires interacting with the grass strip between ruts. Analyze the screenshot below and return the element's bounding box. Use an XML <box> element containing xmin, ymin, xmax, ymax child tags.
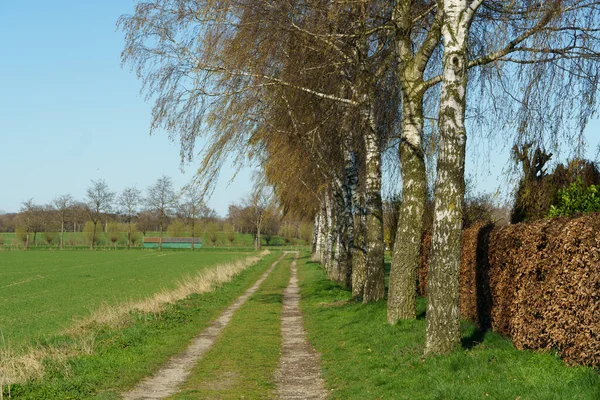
<box><xmin>170</xmin><ymin>252</ymin><xmax>294</xmax><ymax>400</ymax></box>
<box><xmin>297</xmin><ymin>254</ymin><xmax>600</xmax><ymax>400</ymax></box>
<box><xmin>3</xmin><ymin>251</ymin><xmax>282</xmax><ymax>399</ymax></box>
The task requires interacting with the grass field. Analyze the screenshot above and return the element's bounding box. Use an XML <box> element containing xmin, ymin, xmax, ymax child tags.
<box><xmin>0</xmin><ymin>250</ymin><xmax>251</xmax><ymax>345</ymax></box>
<box><xmin>0</xmin><ymin>231</ymin><xmax>308</xmax><ymax>248</ymax></box>
<box><xmin>298</xmin><ymin>256</ymin><xmax>600</xmax><ymax>400</ymax></box>
<box><xmin>4</xmin><ymin>252</ymin><xmax>283</xmax><ymax>399</ymax></box>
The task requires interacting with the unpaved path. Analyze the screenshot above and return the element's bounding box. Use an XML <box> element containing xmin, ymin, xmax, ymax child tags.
<box><xmin>276</xmin><ymin>252</ymin><xmax>328</xmax><ymax>399</ymax></box>
<box><xmin>122</xmin><ymin>253</ymin><xmax>286</xmax><ymax>400</ymax></box>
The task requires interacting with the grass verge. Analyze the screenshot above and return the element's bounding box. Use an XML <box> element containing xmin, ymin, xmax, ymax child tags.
<box><xmin>1</xmin><ymin>251</ymin><xmax>280</xmax><ymax>399</ymax></box>
<box><xmin>170</xmin><ymin>252</ymin><xmax>294</xmax><ymax>400</ymax></box>
<box><xmin>297</xmin><ymin>255</ymin><xmax>600</xmax><ymax>400</ymax></box>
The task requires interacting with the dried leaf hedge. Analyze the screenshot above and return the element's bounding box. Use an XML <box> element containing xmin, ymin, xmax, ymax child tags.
<box><xmin>419</xmin><ymin>214</ymin><xmax>600</xmax><ymax>366</ymax></box>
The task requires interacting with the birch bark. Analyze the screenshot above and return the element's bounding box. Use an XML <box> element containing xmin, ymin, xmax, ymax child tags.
<box><xmin>323</xmin><ymin>193</ymin><xmax>335</xmax><ymax>275</ymax></box>
<box><xmin>340</xmin><ymin>140</ymin><xmax>358</xmax><ymax>289</ymax></box>
<box><xmin>351</xmin><ymin>190</ymin><xmax>367</xmax><ymax>298</ymax></box>
<box><xmin>388</xmin><ymin>94</ymin><xmax>427</xmax><ymax>321</ymax></box>
<box><xmin>362</xmin><ymin>106</ymin><xmax>386</xmax><ymax>303</ymax></box>
<box><xmin>312</xmin><ymin>213</ymin><xmax>320</xmax><ymax>255</ymax></box>
<box><xmin>425</xmin><ymin>0</ymin><xmax>478</xmax><ymax>355</ymax></box>
<box><xmin>387</xmin><ymin>0</ymin><xmax>441</xmax><ymax>322</ymax></box>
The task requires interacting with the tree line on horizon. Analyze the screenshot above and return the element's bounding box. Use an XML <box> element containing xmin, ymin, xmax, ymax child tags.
<box><xmin>0</xmin><ymin>175</ymin><xmax>311</xmax><ymax>250</ymax></box>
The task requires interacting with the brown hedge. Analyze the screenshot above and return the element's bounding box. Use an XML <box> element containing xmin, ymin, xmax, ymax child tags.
<box><xmin>418</xmin><ymin>214</ymin><xmax>600</xmax><ymax>366</ymax></box>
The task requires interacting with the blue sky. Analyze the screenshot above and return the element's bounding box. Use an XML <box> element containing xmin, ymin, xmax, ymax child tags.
<box><xmin>0</xmin><ymin>1</ymin><xmax>598</xmax><ymax>215</ymax></box>
<box><xmin>0</xmin><ymin>1</ymin><xmax>253</xmax><ymax>216</ymax></box>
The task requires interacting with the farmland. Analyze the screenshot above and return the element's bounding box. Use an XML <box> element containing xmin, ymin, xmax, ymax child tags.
<box><xmin>0</xmin><ymin>250</ymin><xmax>251</xmax><ymax>346</ymax></box>
<box><xmin>0</xmin><ymin>231</ymin><xmax>307</xmax><ymax>249</ymax></box>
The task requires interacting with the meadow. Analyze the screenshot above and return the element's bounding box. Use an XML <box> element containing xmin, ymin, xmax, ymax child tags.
<box><xmin>0</xmin><ymin>250</ymin><xmax>251</xmax><ymax>346</ymax></box>
<box><xmin>0</xmin><ymin>231</ymin><xmax>306</xmax><ymax>249</ymax></box>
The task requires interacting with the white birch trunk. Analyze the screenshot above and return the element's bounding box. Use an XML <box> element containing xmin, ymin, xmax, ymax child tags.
<box><xmin>323</xmin><ymin>193</ymin><xmax>335</xmax><ymax>274</ymax></box>
<box><xmin>312</xmin><ymin>213</ymin><xmax>319</xmax><ymax>255</ymax></box>
<box><xmin>388</xmin><ymin>94</ymin><xmax>427</xmax><ymax>322</ymax></box>
<box><xmin>425</xmin><ymin>0</ymin><xmax>478</xmax><ymax>355</ymax></box>
<box><xmin>362</xmin><ymin>105</ymin><xmax>385</xmax><ymax>303</ymax></box>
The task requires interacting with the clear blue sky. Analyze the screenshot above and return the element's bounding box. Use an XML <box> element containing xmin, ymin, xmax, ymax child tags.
<box><xmin>0</xmin><ymin>1</ymin><xmax>598</xmax><ymax>215</ymax></box>
<box><xmin>0</xmin><ymin>0</ymin><xmax>253</xmax><ymax>216</ymax></box>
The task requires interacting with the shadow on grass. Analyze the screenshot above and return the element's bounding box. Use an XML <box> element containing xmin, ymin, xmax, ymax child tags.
<box><xmin>462</xmin><ymin>327</ymin><xmax>488</xmax><ymax>350</ymax></box>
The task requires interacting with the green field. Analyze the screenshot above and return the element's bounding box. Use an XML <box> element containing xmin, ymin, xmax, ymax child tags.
<box><xmin>5</xmin><ymin>252</ymin><xmax>283</xmax><ymax>399</ymax></box>
<box><xmin>0</xmin><ymin>231</ymin><xmax>307</xmax><ymax>248</ymax></box>
<box><xmin>0</xmin><ymin>250</ymin><xmax>251</xmax><ymax>345</ymax></box>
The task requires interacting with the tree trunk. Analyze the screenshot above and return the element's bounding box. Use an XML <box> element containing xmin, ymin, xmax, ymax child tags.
<box><xmin>191</xmin><ymin>220</ymin><xmax>195</xmax><ymax>250</ymax></box>
<box><xmin>388</xmin><ymin>95</ymin><xmax>427</xmax><ymax>322</ymax></box>
<box><xmin>425</xmin><ymin>0</ymin><xmax>471</xmax><ymax>355</ymax></box>
<box><xmin>256</xmin><ymin>216</ymin><xmax>262</xmax><ymax>251</ymax></box>
<box><xmin>159</xmin><ymin>218</ymin><xmax>163</xmax><ymax>250</ymax></box>
<box><xmin>25</xmin><ymin>229</ymin><xmax>30</xmax><ymax>250</ymax></box>
<box><xmin>60</xmin><ymin>219</ymin><xmax>65</xmax><ymax>250</ymax></box>
<box><xmin>333</xmin><ymin>184</ymin><xmax>354</xmax><ymax>288</ymax></box>
<box><xmin>332</xmin><ymin>225</ymin><xmax>343</xmax><ymax>282</ymax></box>
<box><xmin>362</xmin><ymin>107</ymin><xmax>385</xmax><ymax>303</ymax></box>
<box><xmin>127</xmin><ymin>219</ymin><xmax>132</xmax><ymax>249</ymax></box>
<box><xmin>318</xmin><ymin>202</ymin><xmax>329</xmax><ymax>264</ymax></box>
<box><xmin>90</xmin><ymin>221</ymin><xmax>97</xmax><ymax>250</ymax></box>
<box><xmin>351</xmin><ymin>190</ymin><xmax>367</xmax><ymax>298</ymax></box>
<box><xmin>323</xmin><ymin>194</ymin><xmax>335</xmax><ymax>275</ymax></box>
<box><xmin>311</xmin><ymin>213</ymin><xmax>319</xmax><ymax>254</ymax></box>
<box><xmin>340</xmin><ymin>135</ymin><xmax>357</xmax><ymax>289</ymax></box>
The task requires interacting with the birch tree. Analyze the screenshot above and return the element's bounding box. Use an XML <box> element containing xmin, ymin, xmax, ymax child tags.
<box><xmin>119</xmin><ymin>0</ymin><xmax>391</xmax><ymax>302</ymax></box>
<box><xmin>387</xmin><ymin>0</ymin><xmax>443</xmax><ymax>322</ymax></box>
<box><xmin>424</xmin><ymin>0</ymin><xmax>600</xmax><ymax>354</ymax></box>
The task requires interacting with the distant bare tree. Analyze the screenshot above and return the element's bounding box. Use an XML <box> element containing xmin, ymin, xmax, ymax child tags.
<box><xmin>244</xmin><ymin>178</ymin><xmax>276</xmax><ymax>251</ymax></box>
<box><xmin>137</xmin><ymin>210</ymin><xmax>158</xmax><ymax>236</ymax></box>
<box><xmin>146</xmin><ymin>175</ymin><xmax>176</xmax><ymax>250</ymax></box>
<box><xmin>118</xmin><ymin>186</ymin><xmax>142</xmax><ymax>249</ymax></box>
<box><xmin>179</xmin><ymin>183</ymin><xmax>208</xmax><ymax>250</ymax></box>
<box><xmin>71</xmin><ymin>202</ymin><xmax>89</xmax><ymax>233</ymax></box>
<box><xmin>86</xmin><ymin>179</ymin><xmax>115</xmax><ymax>250</ymax></box>
<box><xmin>19</xmin><ymin>198</ymin><xmax>38</xmax><ymax>249</ymax></box>
<box><xmin>52</xmin><ymin>194</ymin><xmax>73</xmax><ymax>249</ymax></box>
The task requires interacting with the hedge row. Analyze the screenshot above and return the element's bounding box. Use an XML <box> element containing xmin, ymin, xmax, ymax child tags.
<box><xmin>419</xmin><ymin>214</ymin><xmax>600</xmax><ymax>366</ymax></box>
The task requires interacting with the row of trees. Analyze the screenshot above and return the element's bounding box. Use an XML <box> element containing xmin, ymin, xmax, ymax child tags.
<box><xmin>1</xmin><ymin>176</ymin><xmax>313</xmax><ymax>250</ymax></box>
<box><xmin>8</xmin><ymin>176</ymin><xmax>214</xmax><ymax>250</ymax></box>
<box><xmin>119</xmin><ymin>0</ymin><xmax>600</xmax><ymax>355</ymax></box>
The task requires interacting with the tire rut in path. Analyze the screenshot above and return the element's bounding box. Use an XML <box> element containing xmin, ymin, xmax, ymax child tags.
<box><xmin>276</xmin><ymin>252</ymin><xmax>327</xmax><ymax>399</ymax></box>
<box><xmin>122</xmin><ymin>253</ymin><xmax>287</xmax><ymax>400</ymax></box>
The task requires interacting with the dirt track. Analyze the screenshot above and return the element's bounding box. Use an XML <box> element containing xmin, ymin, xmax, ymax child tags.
<box><xmin>122</xmin><ymin>251</ymin><xmax>327</xmax><ymax>399</ymax></box>
<box><xmin>276</xmin><ymin>252</ymin><xmax>328</xmax><ymax>399</ymax></box>
<box><xmin>122</xmin><ymin>253</ymin><xmax>286</xmax><ymax>400</ymax></box>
